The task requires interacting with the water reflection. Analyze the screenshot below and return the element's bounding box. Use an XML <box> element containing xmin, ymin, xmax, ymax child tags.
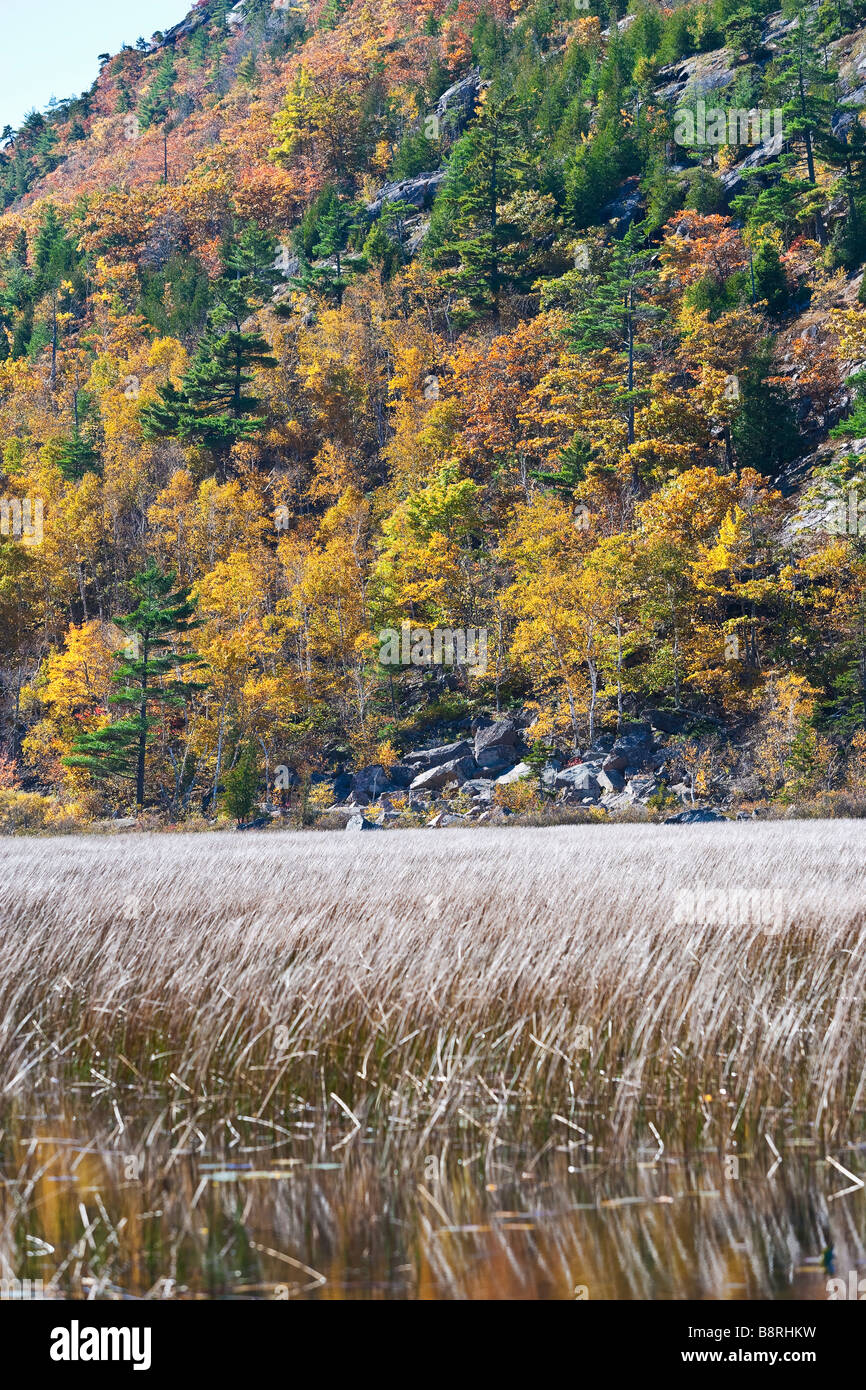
<box><xmin>2</xmin><ymin>1105</ymin><xmax>863</xmax><ymax>1300</ymax></box>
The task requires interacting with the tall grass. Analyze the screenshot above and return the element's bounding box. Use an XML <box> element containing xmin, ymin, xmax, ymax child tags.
<box><xmin>2</xmin><ymin>822</ymin><xmax>866</xmax><ymax>1155</ymax></box>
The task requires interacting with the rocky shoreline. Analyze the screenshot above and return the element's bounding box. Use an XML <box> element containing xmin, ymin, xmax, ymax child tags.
<box><xmin>272</xmin><ymin>710</ymin><xmax>742</xmax><ymax>832</ymax></box>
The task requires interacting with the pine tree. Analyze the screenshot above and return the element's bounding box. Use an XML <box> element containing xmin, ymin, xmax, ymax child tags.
<box><xmin>65</xmin><ymin>563</ymin><xmax>204</xmax><ymax>810</ymax></box>
<box><xmin>292</xmin><ymin>199</ymin><xmax>366</xmax><ymax>307</ymax></box>
<box><xmin>568</xmin><ymin>227</ymin><xmax>660</xmax><ymax>491</ymax></box>
<box><xmin>769</xmin><ymin>1</ymin><xmax>837</xmax><ymax>188</ymax></box>
<box><xmin>224</xmin><ymin>744</ymin><xmax>261</xmax><ymax>823</ymax></box>
<box><xmin>427</xmin><ymin>95</ymin><xmax>528</xmax><ymax>325</ymax></box>
<box><xmin>141</xmin><ymin>244</ymin><xmax>277</xmax><ymax>479</ymax></box>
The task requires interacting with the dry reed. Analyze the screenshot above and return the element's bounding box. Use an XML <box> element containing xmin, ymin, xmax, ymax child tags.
<box><xmin>2</xmin><ymin>822</ymin><xmax>865</xmax><ymax>1155</ymax></box>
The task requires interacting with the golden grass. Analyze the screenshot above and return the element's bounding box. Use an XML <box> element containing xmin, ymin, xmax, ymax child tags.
<box><xmin>2</xmin><ymin>821</ymin><xmax>866</xmax><ymax>1155</ymax></box>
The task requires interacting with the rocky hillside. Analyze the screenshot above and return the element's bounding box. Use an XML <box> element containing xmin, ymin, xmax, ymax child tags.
<box><xmin>3</xmin><ymin>0</ymin><xmax>866</xmax><ymax>832</ymax></box>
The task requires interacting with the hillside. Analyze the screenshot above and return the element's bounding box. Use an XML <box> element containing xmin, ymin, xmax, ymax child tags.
<box><xmin>2</xmin><ymin>0</ymin><xmax>866</xmax><ymax>829</ymax></box>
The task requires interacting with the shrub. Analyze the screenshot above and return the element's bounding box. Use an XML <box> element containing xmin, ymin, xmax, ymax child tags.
<box><xmin>0</xmin><ymin>790</ymin><xmax>79</xmax><ymax>834</ymax></box>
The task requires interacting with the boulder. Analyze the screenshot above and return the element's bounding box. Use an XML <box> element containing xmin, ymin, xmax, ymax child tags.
<box><xmin>598</xmin><ymin>768</ymin><xmax>626</xmax><ymax>793</ymax></box>
<box><xmin>410</xmin><ymin>757</ymin><xmax>474</xmax><ymax>791</ymax></box>
<box><xmin>474</xmin><ymin>718</ymin><xmax>518</xmax><ymax>759</ymax></box>
<box><xmin>495</xmin><ymin>762</ymin><xmax>533</xmax><ymax>786</ymax></box>
<box><xmin>427</xmin><ymin>812</ymin><xmax>466</xmax><ymax>828</ymax></box>
<box><xmin>403</xmin><ymin>740</ymin><xmax>474</xmax><ymax>771</ymax></box>
<box><xmin>475</xmin><ymin>749</ymin><xmax>518</xmax><ymax>776</ymax></box>
<box><xmin>605</xmin><ymin>723</ymin><xmax>653</xmax><ymax>772</ymax></box>
<box><xmin>540</xmin><ymin>761</ymin><xmax>561</xmax><ymax>791</ymax></box>
<box><xmin>462</xmin><ymin>778</ymin><xmax>496</xmax><ymax>800</ymax></box>
<box><xmin>352</xmin><ymin>765</ymin><xmax>390</xmax><ymax>798</ymax></box>
<box><xmin>332</xmin><ymin>771</ymin><xmax>353</xmax><ymax>803</ymax></box>
<box><xmin>665</xmin><ymin>808</ymin><xmax>728</xmax><ymax>824</ymax></box>
<box><xmin>345</xmin><ymin>815</ymin><xmax>383</xmax><ymax>832</ymax></box>
<box><xmin>627</xmin><ymin>776</ymin><xmax>659</xmax><ymax>804</ymax></box>
<box><xmin>555</xmin><ymin>764</ymin><xmax>601</xmax><ymax>795</ymax></box>
<box><xmin>643</xmin><ymin>707</ymin><xmax>688</xmax><ymax>735</ymax></box>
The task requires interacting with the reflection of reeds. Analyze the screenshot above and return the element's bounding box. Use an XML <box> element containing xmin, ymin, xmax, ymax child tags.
<box><xmin>2</xmin><ymin>822</ymin><xmax>866</xmax><ymax>1158</ymax></box>
<box><xmin>0</xmin><ymin>1107</ymin><xmax>857</xmax><ymax>1299</ymax></box>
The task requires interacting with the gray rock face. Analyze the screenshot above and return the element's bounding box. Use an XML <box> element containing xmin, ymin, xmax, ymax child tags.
<box><xmin>655</xmin><ymin>49</ymin><xmax>737</xmax><ymax>104</ymax></box>
<box><xmin>665</xmin><ymin>808</ymin><xmax>728</xmax><ymax>824</ymax></box>
<box><xmin>495</xmin><ymin>762</ymin><xmax>533</xmax><ymax>786</ymax></box>
<box><xmin>366</xmin><ymin>170</ymin><xmax>447</xmax><ymax>218</ymax></box>
<box><xmin>598</xmin><ymin>768</ymin><xmax>626</xmax><ymax>793</ymax></box>
<box><xmin>600</xmin><ymin>177</ymin><xmax>643</xmax><ymax>233</ymax></box>
<box><xmin>410</xmin><ymin>757</ymin><xmax>475</xmax><ymax>791</ymax></box>
<box><xmin>474</xmin><ymin>718</ymin><xmax>518</xmax><ymax>759</ymax></box>
<box><xmin>404</xmin><ymin>740</ymin><xmax>474</xmax><ymax>771</ymax></box>
<box><xmin>436</xmin><ymin>68</ymin><xmax>485</xmax><ymax>137</ymax></box>
<box><xmin>720</xmin><ymin>130</ymin><xmax>785</xmax><ymax>193</ymax></box>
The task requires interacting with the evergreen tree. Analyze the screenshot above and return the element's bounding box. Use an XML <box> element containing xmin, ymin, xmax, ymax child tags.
<box><xmin>65</xmin><ymin>563</ymin><xmax>203</xmax><ymax>810</ymax></box>
<box><xmin>142</xmin><ymin>226</ymin><xmax>278</xmax><ymax>476</ymax></box>
<box><xmin>427</xmin><ymin>95</ymin><xmax>529</xmax><ymax>325</ymax></box>
<box><xmin>142</xmin><ymin>281</ymin><xmax>277</xmax><ymax>478</ymax></box>
<box><xmin>56</xmin><ymin>431</ymin><xmax>99</xmax><ymax>481</ymax></box>
<box><xmin>531</xmin><ymin>433</ymin><xmax>598</xmax><ymax>496</ymax></box>
<box><xmin>567</xmin><ymin>227</ymin><xmax>660</xmax><ymax>491</ymax></box>
<box><xmin>292</xmin><ymin>199</ymin><xmax>366</xmax><ymax>307</ymax></box>
<box><xmin>769</xmin><ymin>1</ymin><xmax>837</xmax><ymax>188</ymax></box>
<box><xmin>731</xmin><ymin>351</ymin><xmax>801</xmax><ymax>477</ymax></box>
<box><xmin>224</xmin><ymin>743</ymin><xmax>261</xmax><ymax>823</ymax></box>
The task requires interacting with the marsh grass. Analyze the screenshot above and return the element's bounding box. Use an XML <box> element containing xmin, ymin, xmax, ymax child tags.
<box><xmin>1</xmin><ymin>822</ymin><xmax>865</xmax><ymax>1161</ymax></box>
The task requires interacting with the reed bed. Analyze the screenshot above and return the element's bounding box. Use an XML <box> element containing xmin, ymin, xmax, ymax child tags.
<box><xmin>2</xmin><ymin>822</ymin><xmax>866</xmax><ymax>1156</ymax></box>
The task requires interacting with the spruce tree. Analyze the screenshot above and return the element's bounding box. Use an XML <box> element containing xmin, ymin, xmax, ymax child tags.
<box><xmin>292</xmin><ymin>199</ymin><xmax>366</xmax><ymax>307</ymax></box>
<box><xmin>65</xmin><ymin>562</ymin><xmax>203</xmax><ymax>810</ymax></box>
<box><xmin>141</xmin><ymin>231</ymin><xmax>278</xmax><ymax>479</ymax></box>
<box><xmin>427</xmin><ymin>95</ymin><xmax>528</xmax><ymax>324</ymax></box>
<box><xmin>567</xmin><ymin>227</ymin><xmax>660</xmax><ymax>491</ymax></box>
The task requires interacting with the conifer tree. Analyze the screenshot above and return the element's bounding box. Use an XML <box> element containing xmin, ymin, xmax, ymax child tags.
<box><xmin>292</xmin><ymin>199</ymin><xmax>366</xmax><ymax>307</ymax></box>
<box><xmin>568</xmin><ymin>228</ymin><xmax>660</xmax><ymax>491</ymax></box>
<box><xmin>65</xmin><ymin>563</ymin><xmax>204</xmax><ymax>810</ymax></box>
<box><xmin>427</xmin><ymin>95</ymin><xmax>528</xmax><ymax>324</ymax></box>
<box><xmin>141</xmin><ymin>229</ymin><xmax>278</xmax><ymax>478</ymax></box>
<box><xmin>769</xmin><ymin>1</ymin><xmax>837</xmax><ymax>187</ymax></box>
